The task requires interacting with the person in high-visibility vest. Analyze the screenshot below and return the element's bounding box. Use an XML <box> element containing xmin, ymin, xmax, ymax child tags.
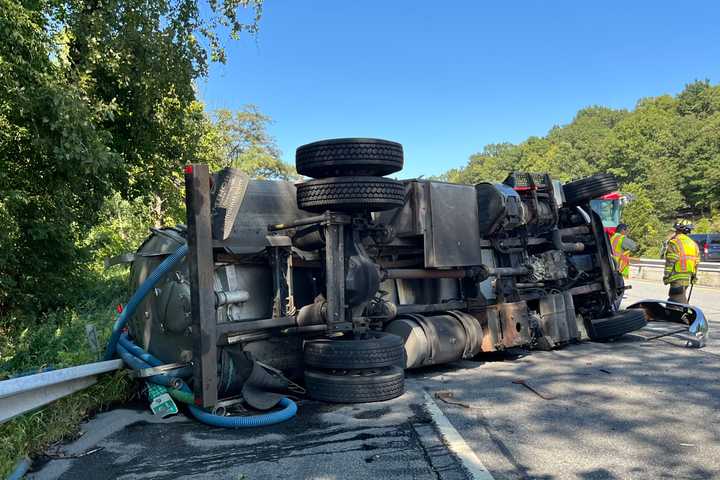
<box><xmin>610</xmin><ymin>224</ymin><xmax>637</xmax><ymax>278</ymax></box>
<box><xmin>663</xmin><ymin>219</ymin><xmax>700</xmax><ymax>304</ymax></box>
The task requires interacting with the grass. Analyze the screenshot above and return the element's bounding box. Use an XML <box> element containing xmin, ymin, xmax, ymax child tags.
<box><xmin>0</xmin><ymin>267</ymin><xmax>136</xmax><ymax>478</ymax></box>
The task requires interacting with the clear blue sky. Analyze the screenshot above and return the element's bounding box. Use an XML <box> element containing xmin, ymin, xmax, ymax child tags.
<box><xmin>197</xmin><ymin>1</ymin><xmax>720</xmax><ymax>179</ymax></box>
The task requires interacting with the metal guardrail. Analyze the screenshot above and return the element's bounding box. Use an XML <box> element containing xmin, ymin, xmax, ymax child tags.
<box><xmin>631</xmin><ymin>258</ymin><xmax>720</xmax><ymax>272</ymax></box>
<box><xmin>0</xmin><ymin>359</ymin><xmax>124</xmax><ymax>424</ymax></box>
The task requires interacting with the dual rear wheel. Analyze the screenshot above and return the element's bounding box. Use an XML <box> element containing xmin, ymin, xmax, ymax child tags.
<box><xmin>295</xmin><ymin>138</ymin><xmax>406</xmax><ymax>213</ymax></box>
<box><xmin>303</xmin><ymin>332</ymin><xmax>406</xmax><ymax>403</ymax></box>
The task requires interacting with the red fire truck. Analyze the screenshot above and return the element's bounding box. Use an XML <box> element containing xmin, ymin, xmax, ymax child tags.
<box><xmin>590</xmin><ymin>191</ymin><xmax>629</xmax><ymax>236</ymax></box>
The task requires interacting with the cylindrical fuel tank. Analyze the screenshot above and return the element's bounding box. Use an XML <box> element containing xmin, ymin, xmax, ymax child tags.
<box><xmin>385</xmin><ymin>311</ymin><xmax>482</xmax><ymax>369</ymax></box>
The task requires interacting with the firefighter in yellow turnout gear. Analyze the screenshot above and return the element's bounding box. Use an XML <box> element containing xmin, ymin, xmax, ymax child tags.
<box><xmin>610</xmin><ymin>224</ymin><xmax>637</xmax><ymax>278</ymax></box>
<box><xmin>663</xmin><ymin>220</ymin><xmax>700</xmax><ymax>304</ymax></box>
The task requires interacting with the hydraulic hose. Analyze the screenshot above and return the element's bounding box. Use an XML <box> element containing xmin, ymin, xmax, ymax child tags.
<box><xmin>168</xmin><ymin>387</ymin><xmax>195</xmax><ymax>405</ymax></box>
<box><xmin>118</xmin><ymin>335</ymin><xmax>297</xmax><ymax>427</ymax></box>
<box><xmin>104</xmin><ymin>244</ymin><xmax>189</xmax><ymax>360</ymax></box>
<box><xmin>106</xmin><ymin>243</ymin><xmax>297</xmax><ymax>427</ymax></box>
<box><xmin>187</xmin><ymin>397</ymin><xmax>297</xmax><ymax>428</ymax></box>
<box><xmin>116</xmin><ymin>344</ymin><xmax>183</xmax><ymax>389</ymax></box>
<box><xmin>118</xmin><ymin>334</ymin><xmax>162</xmax><ymax>368</ymax></box>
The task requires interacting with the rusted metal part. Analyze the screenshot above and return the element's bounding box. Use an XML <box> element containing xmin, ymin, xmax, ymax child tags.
<box><xmin>512</xmin><ymin>379</ymin><xmax>557</xmax><ymax>400</ymax></box>
<box><xmin>497</xmin><ymin>301</ymin><xmax>532</xmax><ymax>348</ymax></box>
<box><xmin>479</xmin><ymin>309</ymin><xmax>501</xmax><ymax>352</ymax></box>
<box><xmin>476</xmin><ymin>302</ymin><xmax>532</xmax><ymax>352</ymax></box>
<box><xmin>434</xmin><ymin>390</ymin><xmax>473</xmax><ymax>409</ymax></box>
<box><xmin>627</xmin><ymin>299</ymin><xmax>709</xmax><ymax>348</ymax></box>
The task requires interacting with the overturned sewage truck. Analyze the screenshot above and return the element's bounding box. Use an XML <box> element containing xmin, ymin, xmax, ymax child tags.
<box><xmin>122</xmin><ymin>138</ymin><xmax>648</xmax><ymax>411</ymax></box>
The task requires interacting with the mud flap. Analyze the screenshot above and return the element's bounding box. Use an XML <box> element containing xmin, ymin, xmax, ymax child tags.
<box><xmin>626</xmin><ymin>299</ymin><xmax>709</xmax><ymax>348</ymax></box>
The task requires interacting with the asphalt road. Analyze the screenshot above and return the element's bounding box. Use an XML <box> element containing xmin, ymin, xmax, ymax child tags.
<box><xmin>28</xmin><ymin>278</ymin><xmax>719</xmax><ymax>480</ymax></box>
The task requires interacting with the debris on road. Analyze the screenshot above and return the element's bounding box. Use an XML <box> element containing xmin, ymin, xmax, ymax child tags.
<box><xmin>511</xmin><ymin>379</ymin><xmax>557</xmax><ymax>400</ymax></box>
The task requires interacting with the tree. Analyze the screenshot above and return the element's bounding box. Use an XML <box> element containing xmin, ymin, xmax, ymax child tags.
<box><xmin>200</xmin><ymin>106</ymin><xmax>296</xmax><ymax>180</ymax></box>
<box><xmin>86</xmin><ymin>104</ymin><xmax>295</xmax><ymax>264</ymax></box>
<box><xmin>57</xmin><ymin>0</ymin><xmax>264</xmax><ymax>199</ymax></box>
<box><xmin>0</xmin><ymin>0</ymin><xmax>117</xmax><ymax>312</ymax></box>
<box><xmin>0</xmin><ymin>0</ymin><xmax>264</xmax><ymax>314</ymax></box>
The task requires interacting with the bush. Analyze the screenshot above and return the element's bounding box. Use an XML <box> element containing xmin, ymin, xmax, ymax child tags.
<box><xmin>620</xmin><ymin>183</ymin><xmax>669</xmax><ymax>257</ymax></box>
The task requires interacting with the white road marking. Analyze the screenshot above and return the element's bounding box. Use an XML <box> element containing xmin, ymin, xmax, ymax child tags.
<box><xmin>423</xmin><ymin>391</ymin><xmax>495</xmax><ymax>480</ymax></box>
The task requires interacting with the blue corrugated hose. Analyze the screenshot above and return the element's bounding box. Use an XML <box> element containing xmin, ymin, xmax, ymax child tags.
<box><xmin>105</xmin><ymin>243</ymin><xmax>188</xmax><ymax>361</ymax></box>
<box><xmin>118</xmin><ymin>333</ymin><xmax>297</xmax><ymax>427</ymax></box>
<box><xmin>7</xmin><ymin>457</ymin><xmax>31</xmax><ymax>480</ymax></box>
<box><xmin>107</xmin><ymin>244</ymin><xmax>297</xmax><ymax>428</ymax></box>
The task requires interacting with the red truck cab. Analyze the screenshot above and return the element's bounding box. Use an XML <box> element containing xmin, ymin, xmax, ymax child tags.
<box><xmin>590</xmin><ymin>192</ymin><xmax>626</xmax><ymax>236</ymax></box>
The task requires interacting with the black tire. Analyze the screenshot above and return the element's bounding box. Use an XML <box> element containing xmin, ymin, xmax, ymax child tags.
<box><xmin>304</xmin><ymin>367</ymin><xmax>405</xmax><ymax>403</ymax></box>
<box><xmin>296</xmin><ymin>176</ymin><xmax>405</xmax><ymax>213</ymax></box>
<box><xmin>296</xmin><ymin>138</ymin><xmax>404</xmax><ymax>178</ymax></box>
<box><xmin>587</xmin><ymin>309</ymin><xmax>647</xmax><ymax>341</ymax></box>
<box><xmin>304</xmin><ymin>332</ymin><xmax>404</xmax><ymax>370</ymax></box>
<box><xmin>563</xmin><ymin>174</ymin><xmax>619</xmax><ymax>205</ymax></box>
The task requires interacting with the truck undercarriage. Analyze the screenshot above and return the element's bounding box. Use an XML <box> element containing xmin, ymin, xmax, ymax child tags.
<box><xmin>127</xmin><ymin>138</ymin><xmax>649</xmax><ymax>409</ymax></box>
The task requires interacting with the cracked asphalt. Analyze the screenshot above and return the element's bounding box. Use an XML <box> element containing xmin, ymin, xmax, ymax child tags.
<box><xmin>28</xmin><ymin>279</ymin><xmax>719</xmax><ymax>480</ymax></box>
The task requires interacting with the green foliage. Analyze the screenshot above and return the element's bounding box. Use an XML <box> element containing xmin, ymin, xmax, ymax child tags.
<box><xmin>0</xmin><ymin>268</ymin><xmax>134</xmax><ymax>478</ymax></box>
<box><xmin>84</xmin><ymin>193</ymin><xmax>158</xmax><ymax>268</ymax></box>
<box><xmin>620</xmin><ymin>183</ymin><xmax>668</xmax><ymax>257</ymax></box>
<box><xmin>0</xmin><ymin>0</ymin><xmax>118</xmax><ymax>313</ymax></box>
<box><xmin>200</xmin><ymin>106</ymin><xmax>297</xmax><ymax>180</ymax></box>
<box><xmin>445</xmin><ymin>81</ymin><xmax>720</xmax><ymax>256</ymax></box>
<box><xmin>57</xmin><ymin>0</ymin><xmax>263</xmax><ymax>200</ymax></box>
<box><xmin>0</xmin><ymin>0</ymin><xmax>288</xmax><ymax>471</ymax></box>
<box><xmin>694</xmin><ymin>213</ymin><xmax>720</xmax><ymax>234</ymax></box>
<box><xmin>0</xmin><ymin>0</ymin><xmax>267</xmax><ymax>314</ymax></box>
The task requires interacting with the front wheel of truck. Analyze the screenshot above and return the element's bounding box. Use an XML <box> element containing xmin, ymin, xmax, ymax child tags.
<box><xmin>587</xmin><ymin>309</ymin><xmax>647</xmax><ymax>341</ymax></box>
<box><xmin>563</xmin><ymin>173</ymin><xmax>619</xmax><ymax>205</ymax></box>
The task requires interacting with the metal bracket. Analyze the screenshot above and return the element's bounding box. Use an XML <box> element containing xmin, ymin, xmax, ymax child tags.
<box><xmin>185</xmin><ymin>164</ymin><xmax>219</xmax><ymax>408</ymax></box>
<box><xmin>127</xmin><ymin>362</ymin><xmax>192</xmax><ymax>379</ymax></box>
<box><xmin>211</xmin><ymin>394</ymin><xmax>246</xmax><ymax>416</ymax></box>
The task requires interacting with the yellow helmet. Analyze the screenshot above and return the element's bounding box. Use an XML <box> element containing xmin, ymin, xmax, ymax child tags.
<box><xmin>673</xmin><ymin>219</ymin><xmax>693</xmax><ymax>233</ymax></box>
